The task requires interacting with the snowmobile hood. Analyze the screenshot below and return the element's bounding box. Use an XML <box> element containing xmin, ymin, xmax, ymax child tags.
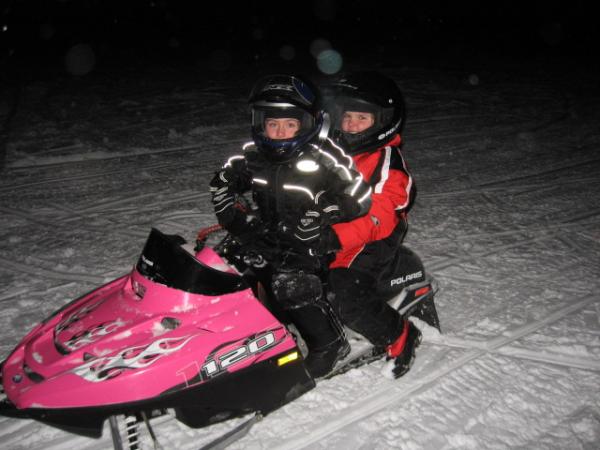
<box><xmin>1</xmin><ymin>230</ymin><xmax>298</xmax><ymax>410</ymax></box>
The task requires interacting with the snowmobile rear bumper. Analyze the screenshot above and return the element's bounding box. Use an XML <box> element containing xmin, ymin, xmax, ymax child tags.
<box><xmin>0</xmin><ymin>352</ymin><xmax>314</xmax><ymax>438</ymax></box>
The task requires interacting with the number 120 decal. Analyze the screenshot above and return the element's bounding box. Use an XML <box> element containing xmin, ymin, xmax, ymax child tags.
<box><xmin>202</xmin><ymin>331</ymin><xmax>277</xmax><ymax>377</ymax></box>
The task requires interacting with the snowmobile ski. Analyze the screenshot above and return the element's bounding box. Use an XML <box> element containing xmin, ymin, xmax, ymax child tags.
<box><xmin>198</xmin><ymin>412</ymin><xmax>262</xmax><ymax>450</ymax></box>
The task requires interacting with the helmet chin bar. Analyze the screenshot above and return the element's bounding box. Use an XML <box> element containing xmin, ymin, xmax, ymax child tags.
<box><xmin>342</xmin><ymin>131</ymin><xmax>367</xmax><ymax>145</ymax></box>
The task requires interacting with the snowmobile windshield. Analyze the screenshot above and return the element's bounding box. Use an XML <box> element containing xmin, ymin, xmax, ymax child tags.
<box><xmin>136</xmin><ymin>228</ymin><xmax>248</xmax><ymax>296</ymax></box>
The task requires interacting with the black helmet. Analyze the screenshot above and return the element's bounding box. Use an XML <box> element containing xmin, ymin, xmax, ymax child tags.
<box><xmin>249</xmin><ymin>74</ymin><xmax>326</xmax><ymax>162</ymax></box>
<box><xmin>326</xmin><ymin>71</ymin><xmax>405</xmax><ymax>154</ymax></box>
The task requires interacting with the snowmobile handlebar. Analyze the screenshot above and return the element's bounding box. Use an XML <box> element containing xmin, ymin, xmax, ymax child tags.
<box><xmin>195</xmin><ymin>224</ymin><xmax>223</xmax><ymax>252</ymax></box>
<box><xmin>196</xmin><ymin>224</ymin><xmax>223</xmax><ymax>242</ymax></box>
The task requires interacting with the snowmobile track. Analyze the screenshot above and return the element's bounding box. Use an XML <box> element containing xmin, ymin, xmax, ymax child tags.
<box><xmin>0</xmin><ymin>152</ymin><xmax>222</xmax><ymax>194</ymax></box>
<box><xmin>70</xmin><ymin>191</ymin><xmax>210</xmax><ymax>216</ymax></box>
<box><xmin>269</xmin><ymin>293</ymin><xmax>597</xmax><ymax>450</ymax></box>
<box><xmin>1</xmin><ymin>190</ymin><xmax>211</xmax><ymax>238</ymax></box>
<box><xmin>424</xmin><ymin>207</ymin><xmax>600</xmax><ymax>271</ymax></box>
<box><xmin>421</xmin><ymin>172</ymin><xmax>600</xmax><ymax>200</ymax></box>
<box><xmin>0</xmin><ymin>255</ymin><xmax>107</xmax><ymax>284</ymax></box>
<box><xmin>419</xmin><ymin>215</ymin><xmax>600</xmax><ymax>245</ymax></box>
<box><xmin>428</xmin><ymin>335</ymin><xmax>600</xmax><ymax>371</ymax></box>
<box><xmin>4</xmin><ymin>139</ymin><xmax>245</xmax><ymax>172</ymax></box>
<box><xmin>0</xmin><ymin>205</ymin><xmax>149</xmax><ymax>240</ymax></box>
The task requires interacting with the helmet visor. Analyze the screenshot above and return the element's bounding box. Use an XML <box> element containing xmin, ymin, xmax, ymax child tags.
<box><xmin>252</xmin><ymin>105</ymin><xmax>315</xmax><ymax>139</ymax></box>
<box><xmin>332</xmin><ymin>97</ymin><xmax>394</xmax><ymax>134</ymax></box>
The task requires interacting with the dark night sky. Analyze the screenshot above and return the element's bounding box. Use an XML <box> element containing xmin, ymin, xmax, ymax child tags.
<box><xmin>1</xmin><ymin>0</ymin><xmax>598</xmax><ymax>77</ymax></box>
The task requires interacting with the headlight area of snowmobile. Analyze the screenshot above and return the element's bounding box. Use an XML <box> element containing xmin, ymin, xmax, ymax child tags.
<box><xmin>0</xmin><ymin>228</ymin><xmax>316</xmax><ymax>438</ymax></box>
<box><xmin>0</xmin><ymin>346</ymin><xmax>313</xmax><ymax>438</ymax></box>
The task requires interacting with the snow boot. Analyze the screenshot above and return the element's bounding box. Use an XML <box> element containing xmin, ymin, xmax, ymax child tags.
<box><xmin>305</xmin><ymin>337</ymin><xmax>351</xmax><ymax>379</ymax></box>
<box><xmin>382</xmin><ymin>319</ymin><xmax>422</xmax><ymax>379</ymax></box>
<box><xmin>272</xmin><ymin>272</ymin><xmax>350</xmax><ymax>379</ymax></box>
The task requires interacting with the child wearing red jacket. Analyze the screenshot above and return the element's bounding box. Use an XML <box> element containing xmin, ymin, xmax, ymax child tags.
<box><xmin>324</xmin><ymin>71</ymin><xmax>421</xmax><ymax>378</ymax></box>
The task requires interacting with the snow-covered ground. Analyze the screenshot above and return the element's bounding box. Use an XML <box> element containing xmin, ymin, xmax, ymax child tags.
<box><xmin>1</xmin><ymin>57</ymin><xmax>599</xmax><ymax>449</ymax></box>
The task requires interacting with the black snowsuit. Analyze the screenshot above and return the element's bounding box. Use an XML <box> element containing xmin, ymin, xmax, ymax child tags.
<box><xmin>210</xmin><ymin>138</ymin><xmax>372</xmax><ymax>368</ymax></box>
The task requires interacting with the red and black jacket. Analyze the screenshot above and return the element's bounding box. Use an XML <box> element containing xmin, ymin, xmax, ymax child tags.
<box><xmin>330</xmin><ymin>134</ymin><xmax>414</xmax><ymax>268</ymax></box>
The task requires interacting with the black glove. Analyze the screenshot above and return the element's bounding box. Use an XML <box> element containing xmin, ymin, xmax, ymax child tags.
<box><xmin>209</xmin><ymin>170</ymin><xmax>248</xmax><ymax>234</ymax></box>
<box><xmin>293</xmin><ymin>209</ymin><xmax>341</xmax><ymax>256</ymax></box>
<box><xmin>238</xmin><ymin>228</ymin><xmax>279</xmax><ymax>268</ymax></box>
<box><xmin>314</xmin><ymin>190</ymin><xmax>342</xmax><ymax>223</ymax></box>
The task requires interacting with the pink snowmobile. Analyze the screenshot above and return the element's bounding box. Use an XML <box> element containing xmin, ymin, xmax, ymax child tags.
<box><xmin>0</xmin><ymin>227</ymin><xmax>439</xmax><ymax>448</ymax></box>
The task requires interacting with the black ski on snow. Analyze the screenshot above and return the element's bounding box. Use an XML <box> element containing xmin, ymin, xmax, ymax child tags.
<box><xmin>198</xmin><ymin>412</ymin><xmax>263</xmax><ymax>450</ymax></box>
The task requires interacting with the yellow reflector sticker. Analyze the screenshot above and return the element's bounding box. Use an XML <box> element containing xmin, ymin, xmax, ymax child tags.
<box><xmin>277</xmin><ymin>351</ymin><xmax>299</xmax><ymax>366</ymax></box>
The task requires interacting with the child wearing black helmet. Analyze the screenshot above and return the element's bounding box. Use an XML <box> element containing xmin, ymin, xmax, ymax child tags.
<box><xmin>209</xmin><ymin>74</ymin><xmax>373</xmax><ymax>379</ymax></box>
<box><xmin>324</xmin><ymin>71</ymin><xmax>425</xmax><ymax>378</ymax></box>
